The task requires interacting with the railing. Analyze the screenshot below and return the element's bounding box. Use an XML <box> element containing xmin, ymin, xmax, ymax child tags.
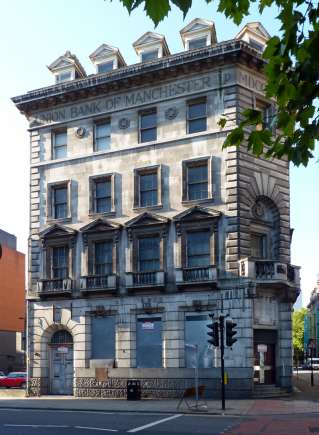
<box><xmin>133</xmin><ymin>272</ymin><xmax>157</xmax><ymax>286</ymax></box>
<box><xmin>239</xmin><ymin>258</ymin><xmax>300</xmax><ymax>287</ymax></box>
<box><xmin>80</xmin><ymin>275</ymin><xmax>116</xmax><ymax>291</ymax></box>
<box><xmin>176</xmin><ymin>265</ymin><xmax>217</xmax><ymax>286</ymax></box>
<box><xmin>182</xmin><ymin>266</ymin><xmax>211</xmax><ymax>282</ymax></box>
<box><xmin>125</xmin><ymin>271</ymin><xmax>165</xmax><ymax>289</ymax></box>
<box><xmin>37</xmin><ymin>278</ymin><xmax>72</xmax><ymax>294</ymax></box>
<box><xmin>255</xmin><ymin>261</ymin><xmax>275</xmax><ymax>279</ymax></box>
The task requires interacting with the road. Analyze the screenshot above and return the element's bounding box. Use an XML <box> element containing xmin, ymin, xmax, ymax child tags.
<box><xmin>0</xmin><ymin>408</ymin><xmax>240</xmax><ymax>434</ymax></box>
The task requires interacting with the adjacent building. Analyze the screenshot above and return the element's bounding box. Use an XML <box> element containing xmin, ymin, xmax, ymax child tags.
<box><xmin>304</xmin><ymin>277</ymin><xmax>319</xmax><ymax>357</ymax></box>
<box><xmin>13</xmin><ymin>19</ymin><xmax>300</xmax><ymax>397</ymax></box>
<box><xmin>0</xmin><ymin>230</ymin><xmax>25</xmax><ymax>372</ymax></box>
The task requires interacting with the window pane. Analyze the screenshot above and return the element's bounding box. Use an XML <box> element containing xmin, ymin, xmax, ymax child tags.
<box><xmin>95</xmin><ymin>241</ymin><xmax>112</xmax><ymax>275</ymax></box>
<box><xmin>141</xmin><ymin>50</ymin><xmax>159</xmax><ymax>62</ymax></box>
<box><xmin>54</xmin><ymin>145</ymin><xmax>67</xmax><ymax>159</ymax></box>
<box><xmin>96</xmin><ymin>123</ymin><xmax>111</xmax><ymax>138</ymax></box>
<box><xmin>188</xmin><ymin>102</ymin><xmax>206</xmax><ymax>119</ymax></box>
<box><xmin>96</xmin><ymin>180</ymin><xmax>111</xmax><ymax>198</ymax></box>
<box><xmin>97</xmin><ymin>61</ymin><xmax>114</xmax><ymax>73</ymax></box>
<box><xmin>136</xmin><ymin>317</ymin><xmax>162</xmax><ymax>368</ymax></box>
<box><xmin>140</xmin><ymin>112</ymin><xmax>156</xmax><ymax>129</ymax></box>
<box><xmin>188</xmin><ymin>165</ymin><xmax>207</xmax><ymax>183</ymax></box>
<box><xmin>140</xmin><ymin>173</ymin><xmax>157</xmax><ymax>191</ymax></box>
<box><xmin>54</xmin><ymin>187</ymin><xmax>67</xmax><ymax>219</ymax></box>
<box><xmin>188</xmin><ymin>37</ymin><xmax>207</xmax><ymax>50</ymax></box>
<box><xmin>188</xmin><ymin>183</ymin><xmax>208</xmax><ymax>200</ymax></box>
<box><xmin>140</xmin><ymin>190</ymin><xmax>157</xmax><ymax>207</ymax></box>
<box><xmin>52</xmin><ymin>247</ymin><xmax>68</xmax><ymax>278</ymax></box>
<box><xmin>187</xmin><ymin>231</ymin><xmax>210</xmax><ymax>267</ymax></box>
<box><xmin>96</xmin><ymin>198</ymin><xmax>111</xmax><ymax>213</ymax></box>
<box><xmin>139</xmin><ymin>237</ymin><xmax>160</xmax><ymax>271</ymax></box>
<box><xmin>56</xmin><ymin>72</ymin><xmax>71</xmax><ymax>82</ymax></box>
<box><xmin>185</xmin><ymin>314</ymin><xmax>213</xmax><ymax>368</ymax></box>
<box><xmin>188</xmin><ymin>118</ymin><xmax>207</xmax><ymax>134</ymax></box>
<box><xmin>91</xmin><ymin>316</ymin><xmax>115</xmax><ymax>359</ymax></box>
<box><xmin>251</xmin><ymin>234</ymin><xmax>266</xmax><ymax>259</ymax></box>
<box><xmin>55</xmin><ymin>132</ymin><xmax>67</xmax><ymax>146</ymax></box>
<box><xmin>140</xmin><ymin>128</ymin><xmax>156</xmax><ymax>143</ymax></box>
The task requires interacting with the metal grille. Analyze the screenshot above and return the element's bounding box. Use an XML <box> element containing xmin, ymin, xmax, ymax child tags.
<box><xmin>50</xmin><ymin>330</ymin><xmax>73</xmax><ymax>344</ymax></box>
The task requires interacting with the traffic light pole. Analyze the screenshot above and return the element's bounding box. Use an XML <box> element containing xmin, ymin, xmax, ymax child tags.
<box><xmin>219</xmin><ymin>315</ymin><xmax>226</xmax><ymax>411</ymax></box>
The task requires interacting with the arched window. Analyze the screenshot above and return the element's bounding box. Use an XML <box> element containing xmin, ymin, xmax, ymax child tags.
<box><xmin>50</xmin><ymin>330</ymin><xmax>73</xmax><ymax>345</ymax></box>
<box><xmin>250</xmin><ymin>196</ymin><xmax>279</xmax><ymax>260</ymax></box>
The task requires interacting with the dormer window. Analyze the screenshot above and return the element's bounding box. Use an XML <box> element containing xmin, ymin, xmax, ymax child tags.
<box><xmin>235</xmin><ymin>22</ymin><xmax>270</xmax><ymax>53</ymax></box>
<box><xmin>188</xmin><ymin>36</ymin><xmax>208</xmax><ymax>50</ymax></box>
<box><xmin>133</xmin><ymin>32</ymin><xmax>170</xmax><ymax>63</ymax></box>
<box><xmin>141</xmin><ymin>50</ymin><xmax>159</xmax><ymax>62</ymax></box>
<box><xmin>89</xmin><ymin>44</ymin><xmax>126</xmax><ymax>74</ymax></box>
<box><xmin>97</xmin><ymin>60</ymin><xmax>114</xmax><ymax>74</ymax></box>
<box><xmin>48</xmin><ymin>51</ymin><xmax>86</xmax><ymax>84</ymax></box>
<box><xmin>180</xmin><ymin>18</ymin><xmax>217</xmax><ymax>51</ymax></box>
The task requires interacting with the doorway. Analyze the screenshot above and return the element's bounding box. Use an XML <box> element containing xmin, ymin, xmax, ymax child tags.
<box><xmin>49</xmin><ymin>330</ymin><xmax>73</xmax><ymax>395</ymax></box>
<box><xmin>253</xmin><ymin>329</ymin><xmax>277</xmax><ymax>385</ymax></box>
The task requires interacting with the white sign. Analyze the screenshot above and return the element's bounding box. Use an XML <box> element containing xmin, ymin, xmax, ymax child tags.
<box><xmin>57</xmin><ymin>346</ymin><xmax>68</xmax><ymax>353</ymax></box>
<box><xmin>258</xmin><ymin>344</ymin><xmax>267</xmax><ymax>353</ymax></box>
<box><xmin>142</xmin><ymin>322</ymin><xmax>154</xmax><ymax>330</ymax></box>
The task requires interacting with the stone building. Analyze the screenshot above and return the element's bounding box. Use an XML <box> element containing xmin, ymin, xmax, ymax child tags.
<box><xmin>13</xmin><ymin>18</ymin><xmax>300</xmax><ymax>397</ymax></box>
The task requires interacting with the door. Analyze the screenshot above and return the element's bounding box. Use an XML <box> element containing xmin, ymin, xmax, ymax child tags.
<box><xmin>254</xmin><ymin>343</ymin><xmax>276</xmax><ymax>384</ymax></box>
<box><xmin>50</xmin><ymin>346</ymin><xmax>73</xmax><ymax>394</ymax></box>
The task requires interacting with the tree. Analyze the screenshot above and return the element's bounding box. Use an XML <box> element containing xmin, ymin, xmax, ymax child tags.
<box><xmin>293</xmin><ymin>307</ymin><xmax>307</xmax><ymax>362</ymax></box>
<box><xmin>116</xmin><ymin>0</ymin><xmax>319</xmax><ymax>166</ymax></box>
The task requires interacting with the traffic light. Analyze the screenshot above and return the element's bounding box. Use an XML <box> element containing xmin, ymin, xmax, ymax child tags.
<box><xmin>207</xmin><ymin>316</ymin><xmax>219</xmax><ymax>347</ymax></box>
<box><xmin>225</xmin><ymin>319</ymin><xmax>237</xmax><ymax>347</ymax></box>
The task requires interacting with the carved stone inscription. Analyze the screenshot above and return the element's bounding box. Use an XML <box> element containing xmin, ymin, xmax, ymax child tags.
<box><xmin>31</xmin><ymin>70</ymin><xmax>234</xmax><ymax>126</ymax></box>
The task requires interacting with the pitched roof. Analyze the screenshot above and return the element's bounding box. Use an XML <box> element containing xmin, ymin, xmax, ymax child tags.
<box><xmin>48</xmin><ymin>51</ymin><xmax>86</xmax><ymax>77</ymax></box>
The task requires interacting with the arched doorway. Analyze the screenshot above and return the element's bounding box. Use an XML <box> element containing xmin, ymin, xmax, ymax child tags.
<box><xmin>49</xmin><ymin>330</ymin><xmax>73</xmax><ymax>395</ymax></box>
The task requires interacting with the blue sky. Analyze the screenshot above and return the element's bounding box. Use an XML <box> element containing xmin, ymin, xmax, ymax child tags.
<box><xmin>1</xmin><ymin>0</ymin><xmax>318</xmax><ymax>305</ymax></box>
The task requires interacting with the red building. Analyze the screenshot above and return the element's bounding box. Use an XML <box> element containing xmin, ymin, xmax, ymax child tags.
<box><xmin>0</xmin><ymin>230</ymin><xmax>25</xmax><ymax>372</ymax></box>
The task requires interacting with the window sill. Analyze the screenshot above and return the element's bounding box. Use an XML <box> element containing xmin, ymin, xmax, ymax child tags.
<box><xmin>88</xmin><ymin>211</ymin><xmax>116</xmax><ymax>219</ymax></box>
<box><xmin>181</xmin><ymin>198</ymin><xmax>213</xmax><ymax>206</ymax></box>
<box><xmin>132</xmin><ymin>204</ymin><xmax>163</xmax><ymax>212</ymax></box>
<box><xmin>46</xmin><ymin>217</ymin><xmax>72</xmax><ymax>225</ymax></box>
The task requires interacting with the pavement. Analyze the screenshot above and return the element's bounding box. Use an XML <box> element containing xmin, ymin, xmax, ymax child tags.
<box><xmin>0</xmin><ymin>374</ymin><xmax>317</xmax><ymax>434</ymax></box>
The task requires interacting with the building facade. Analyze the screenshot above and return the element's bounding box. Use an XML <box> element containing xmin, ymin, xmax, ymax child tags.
<box><xmin>304</xmin><ymin>278</ymin><xmax>319</xmax><ymax>357</ymax></box>
<box><xmin>13</xmin><ymin>19</ymin><xmax>300</xmax><ymax>398</ymax></box>
<box><xmin>0</xmin><ymin>230</ymin><xmax>25</xmax><ymax>372</ymax></box>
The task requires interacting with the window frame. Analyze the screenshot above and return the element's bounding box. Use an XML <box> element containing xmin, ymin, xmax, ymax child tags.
<box><xmin>133</xmin><ymin>165</ymin><xmax>162</xmax><ymax>210</ymax></box>
<box><xmin>254</xmin><ymin>96</ymin><xmax>277</xmax><ymax>134</ymax></box>
<box><xmin>47</xmin><ymin>180</ymin><xmax>72</xmax><ymax>222</ymax></box>
<box><xmin>93</xmin><ymin>118</ymin><xmax>111</xmax><ymax>152</ymax></box>
<box><xmin>137</xmin><ymin>234</ymin><xmax>161</xmax><ymax>272</ymax></box>
<box><xmin>139</xmin><ymin>108</ymin><xmax>157</xmax><ymax>143</ymax></box>
<box><xmin>52</xmin><ymin>245</ymin><xmax>69</xmax><ymax>279</ymax></box>
<box><xmin>250</xmin><ymin>232</ymin><xmax>268</xmax><ymax>259</ymax></box>
<box><xmin>89</xmin><ymin>173</ymin><xmax>116</xmax><ymax>217</ymax></box>
<box><xmin>187</xmin><ymin>97</ymin><xmax>207</xmax><ymax>135</ymax></box>
<box><xmin>187</xmin><ymin>36</ymin><xmax>208</xmax><ymax>50</ymax></box>
<box><xmin>97</xmin><ymin>60</ymin><xmax>114</xmax><ymax>74</ymax></box>
<box><xmin>93</xmin><ymin>239</ymin><xmax>114</xmax><ymax>276</ymax></box>
<box><xmin>52</xmin><ymin>129</ymin><xmax>67</xmax><ymax>160</ymax></box>
<box><xmin>182</xmin><ymin>157</ymin><xmax>212</xmax><ymax>204</ymax></box>
<box><xmin>141</xmin><ymin>49</ymin><xmax>159</xmax><ymax>62</ymax></box>
<box><xmin>186</xmin><ymin>229</ymin><xmax>211</xmax><ymax>268</ymax></box>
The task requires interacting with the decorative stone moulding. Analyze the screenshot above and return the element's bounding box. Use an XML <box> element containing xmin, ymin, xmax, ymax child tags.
<box><xmin>165</xmin><ymin>107</ymin><xmax>178</xmax><ymax>120</ymax></box>
<box><xmin>252</xmin><ymin>201</ymin><xmax>265</xmax><ymax>218</ymax></box>
<box><xmin>118</xmin><ymin>118</ymin><xmax>130</xmax><ymax>129</ymax></box>
<box><xmin>75</xmin><ymin>127</ymin><xmax>86</xmax><ymax>138</ymax></box>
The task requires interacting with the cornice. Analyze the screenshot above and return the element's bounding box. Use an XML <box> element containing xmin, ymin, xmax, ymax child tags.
<box><xmin>12</xmin><ymin>39</ymin><xmax>265</xmax><ymax>115</ymax></box>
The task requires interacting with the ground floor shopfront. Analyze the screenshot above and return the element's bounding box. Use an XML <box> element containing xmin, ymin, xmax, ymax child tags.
<box><xmin>27</xmin><ymin>283</ymin><xmax>295</xmax><ymax>398</ymax></box>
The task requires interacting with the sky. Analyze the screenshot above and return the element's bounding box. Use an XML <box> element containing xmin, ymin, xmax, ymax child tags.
<box><xmin>0</xmin><ymin>0</ymin><xmax>318</xmax><ymax>306</ymax></box>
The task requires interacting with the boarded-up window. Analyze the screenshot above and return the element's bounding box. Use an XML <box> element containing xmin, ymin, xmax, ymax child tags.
<box><xmin>185</xmin><ymin>314</ymin><xmax>213</xmax><ymax>368</ymax></box>
<box><xmin>91</xmin><ymin>316</ymin><xmax>115</xmax><ymax>360</ymax></box>
<box><xmin>136</xmin><ymin>317</ymin><xmax>162</xmax><ymax>368</ymax></box>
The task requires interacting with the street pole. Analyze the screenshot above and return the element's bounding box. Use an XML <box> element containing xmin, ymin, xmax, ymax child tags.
<box><xmin>195</xmin><ymin>344</ymin><xmax>199</xmax><ymax>408</ymax></box>
<box><xmin>219</xmin><ymin>315</ymin><xmax>225</xmax><ymax>411</ymax></box>
<box><xmin>311</xmin><ymin>350</ymin><xmax>314</xmax><ymax>387</ymax></box>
